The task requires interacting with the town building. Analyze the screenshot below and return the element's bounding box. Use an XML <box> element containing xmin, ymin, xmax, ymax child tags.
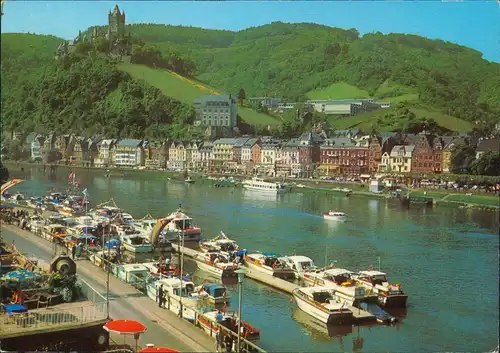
<box><xmin>247</xmin><ymin>97</ymin><xmax>281</xmax><ymax>110</ymax></box>
<box><xmin>388</xmin><ymin>145</ymin><xmax>415</xmax><ymax>173</ymax></box>
<box><xmin>298</xmin><ymin>133</ymin><xmax>323</xmax><ymax>177</ymax></box>
<box><xmin>144</xmin><ymin>141</ymin><xmax>165</xmax><ymax>169</ymax></box>
<box><xmin>442</xmin><ymin>137</ymin><xmax>467</xmax><ymax>173</ymax></box>
<box><xmin>26</xmin><ymin>134</ymin><xmax>43</xmax><ymax>161</ymax></box>
<box><xmin>114</xmin><ymin>139</ymin><xmax>144</xmax><ymax>167</ymax></box>
<box><xmin>198</xmin><ymin>141</ymin><xmax>213</xmax><ymax>170</ymax></box>
<box><xmin>276</xmin><ymin>139</ymin><xmax>300</xmax><ymax>177</ymax></box>
<box><xmin>411</xmin><ymin>133</ymin><xmax>439</xmax><ymax>173</ymax></box>
<box><xmin>193</xmin><ymin>95</ymin><xmax>238</xmax><ymax>128</ymax></box>
<box><xmin>94</xmin><ymin>139</ymin><xmax>117</xmax><ymax>168</ymax></box>
<box><xmin>167</xmin><ymin>141</ymin><xmax>187</xmax><ymax>171</ymax></box>
<box><xmin>306</xmin><ymin>99</ymin><xmax>381</xmax><ymax>116</ymax></box>
<box><xmin>319</xmin><ymin>137</ymin><xmax>369</xmax><ymax>176</ymax></box>
<box><xmin>232</xmin><ymin>137</ymin><xmax>251</xmax><ymax>165</ymax></box>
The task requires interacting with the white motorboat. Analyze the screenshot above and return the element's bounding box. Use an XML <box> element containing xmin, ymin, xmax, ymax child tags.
<box><xmin>279</xmin><ymin>255</ymin><xmax>317</xmax><ymax>279</ymax></box>
<box><xmin>193</xmin><ymin>283</ymin><xmax>229</xmax><ymax>305</ymax></box>
<box><xmin>146</xmin><ymin>276</ymin><xmax>203</xmax><ymax>321</ymax></box>
<box><xmin>302</xmin><ymin>268</ymin><xmax>367</xmax><ymax>306</ymax></box>
<box><xmin>185</xmin><ymin>177</ymin><xmax>195</xmax><ymax>184</ymax></box>
<box><xmin>323</xmin><ymin>211</ymin><xmax>346</xmax><ymax>221</ymax></box>
<box><xmin>292</xmin><ymin>286</ymin><xmax>354</xmax><ymax>325</ymax></box>
<box><xmin>162</xmin><ymin>208</ymin><xmax>201</xmax><ymax>242</ymax></box>
<box><xmin>115</xmin><ymin>263</ymin><xmax>149</xmax><ymax>284</ymax></box>
<box><xmin>242</xmin><ymin>177</ymin><xmax>287</xmax><ymax>194</ymax></box>
<box><xmin>120</xmin><ymin>234</ymin><xmax>153</xmax><ymax>253</ymax></box>
<box><xmin>197</xmin><ymin>310</ymin><xmax>260</xmax><ymax>341</ymax></box>
<box><xmin>244</xmin><ymin>253</ymin><xmax>295</xmax><ymax>279</ymax></box>
<box><xmin>26</xmin><ymin>215</ymin><xmax>46</xmax><ymax>234</ymax></box>
<box><xmin>75</xmin><ymin>215</ymin><xmax>98</xmax><ymax>227</ymax></box>
<box><xmin>41</xmin><ymin>224</ymin><xmax>68</xmax><ymax>242</ymax></box>
<box><xmin>354</xmin><ymin>270</ymin><xmax>408</xmax><ymax>308</ymax></box>
<box><xmin>195</xmin><ymin>251</ymin><xmax>239</xmax><ymax>278</ymax></box>
<box><xmin>199</xmin><ymin>231</ymin><xmax>242</xmax><ymax>255</ymax></box>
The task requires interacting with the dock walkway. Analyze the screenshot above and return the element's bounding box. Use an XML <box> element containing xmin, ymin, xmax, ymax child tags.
<box><xmin>172</xmin><ymin>244</ymin><xmax>375</xmax><ymax>323</ymax></box>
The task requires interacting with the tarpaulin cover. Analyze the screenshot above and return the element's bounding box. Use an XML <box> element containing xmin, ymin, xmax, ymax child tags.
<box><xmin>103</xmin><ymin>319</ymin><xmax>147</xmax><ymax>335</ymax></box>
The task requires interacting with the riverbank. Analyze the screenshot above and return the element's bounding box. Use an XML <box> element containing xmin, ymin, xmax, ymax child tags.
<box><xmin>4</xmin><ymin>161</ymin><xmax>498</xmax><ymax>210</ymax></box>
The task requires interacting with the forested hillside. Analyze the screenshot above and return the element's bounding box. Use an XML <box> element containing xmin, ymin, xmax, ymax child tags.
<box><xmin>126</xmin><ymin>22</ymin><xmax>500</xmax><ymax>124</ymax></box>
<box><xmin>1</xmin><ymin>34</ymin><xmax>196</xmax><ymax>139</ymax></box>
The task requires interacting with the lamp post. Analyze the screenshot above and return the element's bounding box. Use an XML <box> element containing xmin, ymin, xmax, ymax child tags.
<box><xmin>234</xmin><ymin>268</ymin><xmax>247</xmax><ymax>353</ymax></box>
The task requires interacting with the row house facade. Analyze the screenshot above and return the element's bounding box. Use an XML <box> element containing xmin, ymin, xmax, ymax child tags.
<box><xmin>211</xmin><ymin>138</ymin><xmax>237</xmax><ymax>172</ymax></box>
<box><xmin>114</xmin><ymin>139</ymin><xmax>145</xmax><ymax>167</ymax></box>
<box><xmin>442</xmin><ymin>137</ymin><xmax>468</xmax><ymax>173</ymax></box>
<box><xmin>144</xmin><ymin>141</ymin><xmax>167</xmax><ymax>169</ymax></box>
<box><xmin>168</xmin><ymin>141</ymin><xmax>188</xmax><ymax>171</ymax></box>
<box><xmin>319</xmin><ymin>137</ymin><xmax>369</xmax><ymax>176</ymax></box>
<box><xmin>411</xmin><ymin>134</ymin><xmax>442</xmax><ymax>173</ymax></box>
<box><xmin>298</xmin><ymin>133</ymin><xmax>322</xmax><ymax>177</ymax></box>
<box><xmin>385</xmin><ymin>145</ymin><xmax>415</xmax><ymax>173</ymax></box>
<box><xmin>276</xmin><ymin>139</ymin><xmax>301</xmax><ymax>177</ymax></box>
<box><xmin>198</xmin><ymin>141</ymin><xmax>213</xmax><ymax>170</ymax></box>
<box><xmin>94</xmin><ymin>139</ymin><xmax>117</xmax><ymax>168</ymax></box>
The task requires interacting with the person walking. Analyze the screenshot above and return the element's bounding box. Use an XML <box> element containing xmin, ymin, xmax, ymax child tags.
<box><xmin>71</xmin><ymin>244</ymin><xmax>76</xmax><ymax>260</ymax></box>
<box><xmin>158</xmin><ymin>284</ymin><xmax>164</xmax><ymax>307</ymax></box>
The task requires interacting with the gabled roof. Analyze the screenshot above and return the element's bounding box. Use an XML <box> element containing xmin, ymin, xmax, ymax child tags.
<box><xmin>322</xmin><ymin>137</ymin><xmax>356</xmax><ymax>147</ymax></box>
<box><xmin>243</xmin><ymin>138</ymin><xmax>259</xmax><ymax>148</ymax></box>
<box><xmin>476</xmin><ymin>138</ymin><xmax>500</xmax><ymax>153</ymax></box>
<box><xmin>233</xmin><ymin>137</ymin><xmax>250</xmax><ymax>148</ymax></box>
<box><xmin>117</xmin><ymin>139</ymin><xmax>143</xmax><ymax>147</ymax></box>
<box><xmin>214</xmin><ymin>138</ymin><xmax>237</xmax><ymax>145</ymax></box>
<box><xmin>299</xmin><ymin>132</ymin><xmax>323</xmax><ymax>143</ymax></box>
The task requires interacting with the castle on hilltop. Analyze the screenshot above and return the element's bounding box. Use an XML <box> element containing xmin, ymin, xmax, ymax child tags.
<box><xmin>56</xmin><ymin>5</ymin><xmax>132</xmax><ymax>60</ymax></box>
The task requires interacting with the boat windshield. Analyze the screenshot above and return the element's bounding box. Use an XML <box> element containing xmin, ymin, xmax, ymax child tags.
<box><xmin>130</xmin><ymin>237</ymin><xmax>145</xmax><ymax>245</ymax></box>
<box><xmin>312</xmin><ymin>291</ymin><xmax>332</xmax><ymax>303</ymax></box>
<box><xmin>299</xmin><ymin>261</ymin><xmax>314</xmax><ymax>270</ymax></box>
<box><xmin>371</xmin><ymin>275</ymin><xmax>388</xmax><ymax>285</ymax></box>
<box><xmin>175</xmin><ymin>219</ymin><xmax>192</xmax><ymax>229</ymax></box>
<box><xmin>220</xmin><ymin>242</ymin><xmax>237</xmax><ymax>252</ymax></box>
<box><xmin>174</xmin><ymin>286</ymin><xmax>194</xmax><ymax>296</ymax></box>
<box><xmin>327</xmin><ymin>273</ymin><xmax>352</xmax><ymax>284</ymax></box>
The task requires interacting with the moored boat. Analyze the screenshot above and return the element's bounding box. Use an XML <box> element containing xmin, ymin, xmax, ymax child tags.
<box><xmin>120</xmin><ymin>234</ymin><xmax>153</xmax><ymax>253</ymax></box>
<box><xmin>242</xmin><ymin>177</ymin><xmax>286</xmax><ymax>194</ymax></box>
<box><xmin>200</xmin><ymin>231</ymin><xmax>242</xmax><ymax>255</ymax></box>
<box><xmin>244</xmin><ymin>253</ymin><xmax>295</xmax><ymax>279</ymax></box>
<box><xmin>185</xmin><ymin>177</ymin><xmax>195</xmax><ymax>184</ymax></box>
<box><xmin>115</xmin><ymin>263</ymin><xmax>149</xmax><ymax>284</ymax></box>
<box><xmin>354</xmin><ymin>270</ymin><xmax>408</xmax><ymax>308</ymax></box>
<box><xmin>302</xmin><ymin>268</ymin><xmax>367</xmax><ymax>306</ymax></box>
<box><xmin>323</xmin><ymin>211</ymin><xmax>346</xmax><ymax>221</ymax></box>
<box><xmin>279</xmin><ymin>255</ymin><xmax>317</xmax><ymax>279</ymax></box>
<box><xmin>162</xmin><ymin>207</ymin><xmax>201</xmax><ymax>242</ymax></box>
<box><xmin>197</xmin><ymin>310</ymin><xmax>260</xmax><ymax>341</ymax></box>
<box><xmin>194</xmin><ymin>282</ymin><xmax>229</xmax><ymax>304</ymax></box>
<box><xmin>292</xmin><ymin>286</ymin><xmax>354</xmax><ymax>325</ymax></box>
<box><xmin>195</xmin><ymin>251</ymin><xmax>239</xmax><ymax>278</ymax></box>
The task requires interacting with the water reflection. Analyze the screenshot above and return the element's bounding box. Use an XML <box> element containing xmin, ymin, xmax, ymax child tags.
<box><xmin>292</xmin><ymin>309</ymin><xmax>354</xmax><ymax>343</ymax></box>
<box><xmin>242</xmin><ymin>189</ymin><xmax>283</xmax><ymax>204</ymax></box>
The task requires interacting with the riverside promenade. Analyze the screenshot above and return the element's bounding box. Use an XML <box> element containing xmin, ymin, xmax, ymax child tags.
<box><xmin>1</xmin><ymin>224</ymin><xmax>215</xmax><ymax>352</ymax></box>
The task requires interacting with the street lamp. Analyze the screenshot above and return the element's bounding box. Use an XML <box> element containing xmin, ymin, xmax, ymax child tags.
<box><xmin>234</xmin><ymin>268</ymin><xmax>248</xmax><ymax>353</ymax></box>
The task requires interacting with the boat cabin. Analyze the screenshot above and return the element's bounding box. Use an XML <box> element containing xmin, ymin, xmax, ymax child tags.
<box><xmin>199</xmin><ymin>283</ymin><xmax>226</xmax><ymax>299</ymax></box>
<box><xmin>357</xmin><ymin>270</ymin><xmax>388</xmax><ymax>286</ymax></box>
<box><xmin>280</xmin><ymin>256</ymin><xmax>316</xmax><ymax>272</ymax></box>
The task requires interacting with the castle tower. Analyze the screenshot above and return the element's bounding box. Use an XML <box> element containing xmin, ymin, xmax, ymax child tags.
<box><xmin>108</xmin><ymin>4</ymin><xmax>125</xmax><ymax>37</ymax></box>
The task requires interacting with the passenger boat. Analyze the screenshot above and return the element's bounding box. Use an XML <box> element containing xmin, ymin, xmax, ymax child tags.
<box><xmin>199</xmin><ymin>231</ymin><xmax>242</xmax><ymax>255</ymax></box>
<box><xmin>120</xmin><ymin>234</ymin><xmax>153</xmax><ymax>253</ymax></box>
<box><xmin>115</xmin><ymin>263</ymin><xmax>149</xmax><ymax>284</ymax></box>
<box><xmin>146</xmin><ymin>277</ymin><xmax>203</xmax><ymax>321</ymax></box>
<box><xmin>194</xmin><ymin>283</ymin><xmax>229</xmax><ymax>304</ymax></box>
<box><xmin>279</xmin><ymin>255</ymin><xmax>317</xmax><ymax>279</ymax></box>
<box><xmin>242</xmin><ymin>177</ymin><xmax>287</xmax><ymax>194</ymax></box>
<box><xmin>195</xmin><ymin>251</ymin><xmax>239</xmax><ymax>278</ymax></box>
<box><xmin>354</xmin><ymin>270</ymin><xmax>408</xmax><ymax>308</ymax></box>
<box><xmin>197</xmin><ymin>310</ymin><xmax>260</xmax><ymax>341</ymax></box>
<box><xmin>302</xmin><ymin>268</ymin><xmax>367</xmax><ymax>306</ymax></box>
<box><xmin>323</xmin><ymin>211</ymin><xmax>346</xmax><ymax>221</ymax></box>
<box><xmin>244</xmin><ymin>253</ymin><xmax>295</xmax><ymax>279</ymax></box>
<box><xmin>162</xmin><ymin>208</ymin><xmax>202</xmax><ymax>242</ymax></box>
<box><xmin>292</xmin><ymin>286</ymin><xmax>354</xmax><ymax>325</ymax></box>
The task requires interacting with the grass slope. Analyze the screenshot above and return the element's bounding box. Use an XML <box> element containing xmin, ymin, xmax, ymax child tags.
<box><xmin>118</xmin><ymin>63</ymin><xmax>281</xmax><ymax>126</ymax></box>
<box><xmin>328</xmin><ymin>106</ymin><xmax>473</xmax><ymax>132</ymax></box>
<box><xmin>307</xmin><ymin>82</ymin><xmax>369</xmax><ymax>100</ymax></box>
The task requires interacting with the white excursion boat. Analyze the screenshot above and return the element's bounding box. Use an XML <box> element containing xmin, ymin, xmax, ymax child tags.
<box><xmin>323</xmin><ymin>211</ymin><xmax>347</xmax><ymax>221</ymax></box>
<box><xmin>199</xmin><ymin>231</ymin><xmax>242</xmax><ymax>255</ymax></box>
<box><xmin>162</xmin><ymin>208</ymin><xmax>202</xmax><ymax>242</ymax></box>
<box><xmin>197</xmin><ymin>310</ymin><xmax>260</xmax><ymax>342</ymax></box>
<box><xmin>244</xmin><ymin>253</ymin><xmax>295</xmax><ymax>279</ymax></box>
<box><xmin>354</xmin><ymin>270</ymin><xmax>408</xmax><ymax>308</ymax></box>
<box><xmin>146</xmin><ymin>277</ymin><xmax>203</xmax><ymax>321</ymax></box>
<box><xmin>242</xmin><ymin>177</ymin><xmax>287</xmax><ymax>194</ymax></box>
<box><xmin>120</xmin><ymin>234</ymin><xmax>153</xmax><ymax>253</ymax></box>
<box><xmin>115</xmin><ymin>263</ymin><xmax>149</xmax><ymax>284</ymax></box>
<box><xmin>279</xmin><ymin>255</ymin><xmax>317</xmax><ymax>279</ymax></box>
<box><xmin>302</xmin><ymin>268</ymin><xmax>367</xmax><ymax>306</ymax></box>
<box><xmin>195</xmin><ymin>251</ymin><xmax>239</xmax><ymax>278</ymax></box>
<box><xmin>292</xmin><ymin>286</ymin><xmax>354</xmax><ymax>325</ymax></box>
<box><xmin>194</xmin><ymin>283</ymin><xmax>229</xmax><ymax>304</ymax></box>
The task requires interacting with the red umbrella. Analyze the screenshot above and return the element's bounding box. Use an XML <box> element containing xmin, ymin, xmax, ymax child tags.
<box><xmin>139</xmin><ymin>347</ymin><xmax>180</xmax><ymax>353</ymax></box>
<box><xmin>103</xmin><ymin>319</ymin><xmax>147</xmax><ymax>335</ymax></box>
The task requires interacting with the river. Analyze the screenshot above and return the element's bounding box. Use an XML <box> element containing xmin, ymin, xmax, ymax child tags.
<box><xmin>5</xmin><ymin>166</ymin><xmax>499</xmax><ymax>352</ymax></box>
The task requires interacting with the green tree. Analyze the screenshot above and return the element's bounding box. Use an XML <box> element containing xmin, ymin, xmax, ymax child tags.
<box><xmin>0</xmin><ymin>161</ymin><xmax>9</xmax><ymax>184</ymax></box>
<box><xmin>450</xmin><ymin>145</ymin><xmax>476</xmax><ymax>174</ymax></box>
<box><xmin>237</xmin><ymin>88</ymin><xmax>246</xmax><ymax>106</ymax></box>
<box><xmin>470</xmin><ymin>151</ymin><xmax>500</xmax><ymax>176</ymax></box>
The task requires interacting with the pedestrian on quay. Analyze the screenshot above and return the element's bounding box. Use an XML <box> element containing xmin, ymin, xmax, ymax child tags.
<box><xmin>224</xmin><ymin>334</ymin><xmax>233</xmax><ymax>353</ymax></box>
<box><xmin>71</xmin><ymin>244</ymin><xmax>76</xmax><ymax>260</ymax></box>
<box><xmin>158</xmin><ymin>284</ymin><xmax>164</xmax><ymax>307</ymax></box>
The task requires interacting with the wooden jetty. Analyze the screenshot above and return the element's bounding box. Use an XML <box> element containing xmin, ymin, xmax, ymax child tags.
<box><xmin>172</xmin><ymin>244</ymin><xmax>376</xmax><ymax>323</ymax></box>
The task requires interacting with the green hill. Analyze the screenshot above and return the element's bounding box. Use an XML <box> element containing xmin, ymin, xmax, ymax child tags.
<box><xmin>118</xmin><ymin>63</ymin><xmax>281</xmax><ymax>126</ymax></box>
<box><xmin>126</xmin><ymin>22</ymin><xmax>500</xmax><ymax>125</ymax></box>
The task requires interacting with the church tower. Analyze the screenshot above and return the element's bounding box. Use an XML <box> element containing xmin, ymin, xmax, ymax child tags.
<box><xmin>108</xmin><ymin>4</ymin><xmax>125</xmax><ymax>37</ymax></box>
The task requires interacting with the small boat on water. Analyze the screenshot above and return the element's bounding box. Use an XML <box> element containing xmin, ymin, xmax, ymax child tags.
<box><xmin>120</xmin><ymin>234</ymin><xmax>153</xmax><ymax>253</ymax></box>
<box><xmin>199</xmin><ymin>231</ymin><xmax>242</xmax><ymax>255</ymax></box>
<box><xmin>162</xmin><ymin>207</ymin><xmax>202</xmax><ymax>242</ymax></box>
<box><xmin>115</xmin><ymin>263</ymin><xmax>149</xmax><ymax>284</ymax></box>
<box><xmin>194</xmin><ymin>282</ymin><xmax>229</xmax><ymax>304</ymax></box>
<box><xmin>197</xmin><ymin>310</ymin><xmax>260</xmax><ymax>341</ymax></box>
<box><xmin>195</xmin><ymin>251</ymin><xmax>239</xmax><ymax>278</ymax></box>
<box><xmin>302</xmin><ymin>268</ymin><xmax>367</xmax><ymax>306</ymax></box>
<box><xmin>292</xmin><ymin>286</ymin><xmax>354</xmax><ymax>325</ymax></box>
<box><xmin>185</xmin><ymin>177</ymin><xmax>195</xmax><ymax>184</ymax></box>
<box><xmin>279</xmin><ymin>255</ymin><xmax>317</xmax><ymax>279</ymax></box>
<box><xmin>354</xmin><ymin>270</ymin><xmax>408</xmax><ymax>308</ymax></box>
<box><xmin>244</xmin><ymin>253</ymin><xmax>295</xmax><ymax>279</ymax></box>
<box><xmin>323</xmin><ymin>211</ymin><xmax>346</xmax><ymax>221</ymax></box>
<box><xmin>242</xmin><ymin>177</ymin><xmax>287</xmax><ymax>194</ymax></box>
<box><xmin>146</xmin><ymin>277</ymin><xmax>203</xmax><ymax>321</ymax></box>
